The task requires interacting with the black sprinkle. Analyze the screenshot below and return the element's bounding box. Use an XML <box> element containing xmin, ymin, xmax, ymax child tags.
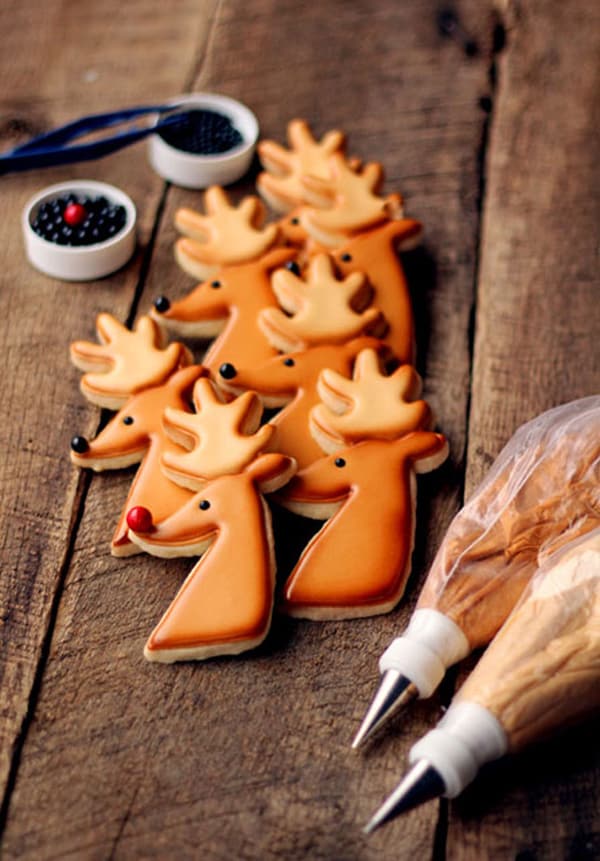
<box><xmin>159</xmin><ymin>109</ymin><xmax>243</xmax><ymax>155</ymax></box>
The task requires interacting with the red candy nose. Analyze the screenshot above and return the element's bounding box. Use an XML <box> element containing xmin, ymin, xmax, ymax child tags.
<box><xmin>126</xmin><ymin>506</ymin><xmax>154</xmax><ymax>533</ymax></box>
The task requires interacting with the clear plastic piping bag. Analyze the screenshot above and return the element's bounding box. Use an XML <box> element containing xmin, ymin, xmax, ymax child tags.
<box><xmin>407</xmin><ymin>528</ymin><xmax>600</xmax><ymax>800</ymax></box>
<box><xmin>456</xmin><ymin>525</ymin><xmax>600</xmax><ymax>753</ymax></box>
<box><xmin>417</xmin><ymin>396</ymin><xmax>600</xmax><ymax>649</ymax></box>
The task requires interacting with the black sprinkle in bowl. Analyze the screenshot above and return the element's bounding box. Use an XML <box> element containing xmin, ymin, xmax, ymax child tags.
<box><xmin>148</xmin><ymin>93</ymin><xmax>258</xmax><ymax>189</ymax></box>
<box><xmin>22</xmin><ymin>180</ymin><xmax>136</xmax><ymax>281</ymax></box>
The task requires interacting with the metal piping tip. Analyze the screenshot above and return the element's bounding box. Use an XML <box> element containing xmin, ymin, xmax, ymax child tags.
<box><xmin>352</xmin><ymin>671</ymin><xmax>419</xmax><ymax>750</ymax></box>
<box><xmin>363</xmin><ymin>760</ymin><xmax>445</xmax><ymax>834</ymax></box>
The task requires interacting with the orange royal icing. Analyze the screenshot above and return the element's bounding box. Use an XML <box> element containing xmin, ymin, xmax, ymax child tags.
<box><xmin>218</xmin><ymin>337</ymin><xmax>387</xmax><ymax>470</ymax></box>
<box><xmin>332</xmin><ymin>218</ymin><xmax>423</xmax><ymax>365</ymax></box>
<box><xmin>151</xmin><ymin>247</ymin><xmax>297</xmax><ymax>375</ymax></box>
<box><xmin>129</xmin><ymin>453</ymin><xmax>296</xmax><ymax>661</ymax></box>
<box><xmin>71</xmin><ymin>365</ymin><xmax>206</xmax><ymax>555</ymax></box>
<box><xmin>279</xmin><ymin>433</ymin><xmax>448</xmax><ymax>618</ymax></box>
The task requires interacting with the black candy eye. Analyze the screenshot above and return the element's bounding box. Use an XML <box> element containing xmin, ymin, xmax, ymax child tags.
<box><xmin>334</xmin><ymin>457</ymin><xmax>346</xmax><ymax>468</ymax></box>
<box><xmin>290</xmin><ymin>217</ymin><xmax>299</xmax><ymax>225</ymax></box>
<box><xmin>199</xmin><ymin>500</ymin><xmax>211</xmax><ymax>510</ymax></box>
<box><xmin>283</xmin><ymin>358</ymin><xmax>295</xmax><ymax>367</ymax></box>
<box><xmin>154</xmin><ymin>295</ymin><xmax>170</xmax><ymax>313</ymax></box>
<box><xmin>340</xmin><ymin>253</ymin><xmax>352</xmax><ymax>262</ymax></box>
<box><xmin>285</xmin><ymin>261</ymin><xmax>300</xmax><ymax>276</ymax></box>
<box><xmin>211</xmin><ymin>280</ymin><xmax>221</xmax><ymax>288</ymax></box>
<box><xmin>70</xmin><ymin>435</ymin><xmax>89</xmax><ymax>454</ymax></box>
<box><xmin>219</xmin><ymin>362</ymin><xmax>237</xmax><ymax>380</ymax></box>
<box><xmin>122</xmin><ymin>416</ymin><xmax>134</xmax><ymax>425</ymax></box>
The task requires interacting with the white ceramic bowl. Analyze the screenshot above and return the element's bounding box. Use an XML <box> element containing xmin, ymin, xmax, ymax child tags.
<box><xmin>22</xmin><ymin>180</ymin><xmax>137</xmax><ymax>281</ymax></box>
<box><xmin>147</xmin><ymin>92</ymin><xmax>259</xmax><ymax>189</ymax></box>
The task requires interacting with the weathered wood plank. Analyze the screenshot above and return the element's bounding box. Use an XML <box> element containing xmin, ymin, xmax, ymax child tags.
<box><xmin>0</xmin><ymin>0</ymin><xmax>217</xmax><ymax>824</ymax></box>
<box><xmin>2</xmin><ymin>0</ymin><xmax>495</xmax><ymax>858</ymax></box>
<box><xmin>447</xmin><ymin>0</ymin><xmax>600</xmax><ymax>858</ymax></box>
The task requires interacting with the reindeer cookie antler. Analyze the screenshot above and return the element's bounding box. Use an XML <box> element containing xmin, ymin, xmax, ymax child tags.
<box><xmin>301</xmin><ymin>154</ymin><xmax>403</xmax><ymax>248</ymax></box>
<box><xmin>174</xmin><ymin>186</ymin><xmax>280</xmax><ymax>281</ymax></box>
<box><xmin>70</xmin><ymin>313</ymin><xmax>192</xmax><ymax>409</ymax></box>
<box><xmin>310</xmin><ymin>348</ymin><xmax>432</xmax><ymax>451</ymax></box>
<box><xmin>126</xmin><ymin>378</ymin><xmax>296</xmax><ymax>662</ymax></box>
<box><xmin>161</xmin><ymin>377</ymin><xmax>274</xmax><ymax>489</ymax></box>
<box><xmin>257</xmin><ymin>119</ymin><xmax>349</xmax><ymax>213</ymax></box>
<box><xmin>258</xmin><ymin>253</ymin><xmax>384</xmax><ymax>352</ymax></box>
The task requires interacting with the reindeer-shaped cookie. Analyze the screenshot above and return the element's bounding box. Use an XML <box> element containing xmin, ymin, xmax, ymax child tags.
<box><xmin>217</xmin><ymin>254</ymin><xmax>388</xmax><ymax>468</ymax></box>
<box><xmin>277</xmin><ymin>349</ymin><xmax>448</xmax><ymax>619</ymax></box>
<box><xmin>151</xmin><ymin>188</ymin><xmax>296</xmax><ymax>374</ymax></box>
<box><xmin>70</xmin><ymin>313</ymin><xmax>205</xmax><ymax>556</ymax></box>
<box><xmin>126</xmin><ymin>378</ymin><xmax>296</xmax><ymax>662</ymax></box>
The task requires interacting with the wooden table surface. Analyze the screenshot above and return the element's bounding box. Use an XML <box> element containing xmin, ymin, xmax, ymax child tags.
<box><xmin>1</xmin><ymin>1</ymin><xmax>599</xmax><ymax>858</ymax></box>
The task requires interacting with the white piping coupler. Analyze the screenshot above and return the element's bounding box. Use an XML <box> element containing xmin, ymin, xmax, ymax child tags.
<box><xmin>379</xmin><ymin>609</ymin><xmax>470</xmax><ymax>697</ymax></box>
<box><xmin>409</xmin><ymin>701</ymin><xmax>508</xmax><ymax>798</ymax></box>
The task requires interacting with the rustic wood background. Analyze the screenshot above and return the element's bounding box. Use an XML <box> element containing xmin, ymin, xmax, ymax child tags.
<box><xmin>1</xmin><ymin>0</ymin><xmax>598</xmax><ymax>858</ymax></box>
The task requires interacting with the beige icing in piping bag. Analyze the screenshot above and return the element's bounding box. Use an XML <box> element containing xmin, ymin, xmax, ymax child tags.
<box><xmin>365</xmin><ymin>526</ymin><xmax>600</xmax><ymax>831</ymax></box>
<box><xmin>354</xmin><ymin>396</ymin><xmax>600</xmax><ymax>748</ymax></box>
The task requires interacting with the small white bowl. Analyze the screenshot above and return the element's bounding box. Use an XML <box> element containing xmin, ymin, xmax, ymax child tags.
<box><xmin>147</xmin><ymin>92</ymin><xmax>258</xmax><ymax>189</ymax></box>
<box><xmin>22</xmin><ymin>180</ymin><xmax>137</xmax><ymax>281</ymax></box>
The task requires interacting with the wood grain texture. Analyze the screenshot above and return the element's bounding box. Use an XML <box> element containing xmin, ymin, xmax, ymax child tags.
<box><xmin>1</xmin><ymin>0</ymin><xmax>494</xmax><ymax>858</ymax></box>
<box><xmin>0</xmin><ymin>0</ymin><xmax>217</xmax><ymax>825</ymax></box>
<box><xmin>447</xmin><ymin>0</ymin><xmax>600</xmax><ymax>859</ymax></box>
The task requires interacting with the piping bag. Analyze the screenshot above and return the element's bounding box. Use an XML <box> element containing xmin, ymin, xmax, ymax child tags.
<box><xmin>354</xmin><ymin>396</ymin><xmax>600</xmax><ymax>748</ymax></box>
<box><xmin>365</xmin><ymin>526</ymin><xmax>600</xmax><ymax>831</ymax></box>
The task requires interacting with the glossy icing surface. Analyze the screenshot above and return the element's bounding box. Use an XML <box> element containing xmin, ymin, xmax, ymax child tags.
<box><xmin>129</xmin><ymin>453</ymin><xmax>295</xmax><ymax>660</ymax></box>
<box><xmin>162</xmin><ymin>378</ymin><xmax>274</xmax><ymax>488</ymax></box>
<box><xmin>174</xmin><ymin>186</ymin><xmax>279</xmax><ymax>268</ymax></box>
<box><xmin>280</xmin><ymin>433</ymin><xmax>448</xmax><ymax>614</ymax></box>
<box><xmin>220</xmin><ymin>337</ymin><xmax>385</xmax><ymax>469</ymax></box>
<box><xmin>311</xmin><ymin>348</ymin><xmax>431</xmax><ymax>450</ymax></box>
<box><xmin>71</xmin><ymin>364</ymin><xmax>205</xmax><ymax>553</ymax></box>
<box><xmin>153</xmin><ymin>247</ymin><xmax>297</xmax><ymax>373</ymax></box>
<box><xmin>260</xmin><ymin>253</ymin><xmax>382</xmax><ymax>351</ymax></box>
<box><xmin>333</xmin><ymin>219</ymin><xmax>423</xmax><ymax>365</ymax></box>
<box><xmin>301</xmin><ymin>155</ymin><xmax>395</xmax><ymax>245</ymax></box>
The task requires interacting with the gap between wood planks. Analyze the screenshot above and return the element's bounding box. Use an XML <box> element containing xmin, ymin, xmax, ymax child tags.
<box><xmin>0</xmin><ymin>3</ymin><xmax>224</xmax><ymax>839</ymax></box>
<box><xmin>0</xmin><ymin>3</ymin><xmax>508</xmax><ymax>850</ymax></box>
<box><xmin>431</xmin><ymin>6</ymin><xmax>508</xmax><ymax>859</ymax></box>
